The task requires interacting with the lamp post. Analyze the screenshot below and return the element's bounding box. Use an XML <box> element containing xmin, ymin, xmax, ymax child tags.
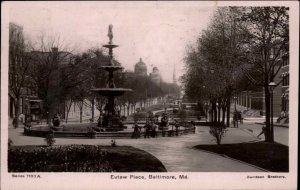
<box><xmin>269</xmin><ymin>81</ymin><xmax>276</xmax><ymax>143</ymax></box>
<box><xmin>234</xmin><ymin>96</ymin><xmax>238</xmax><ymax>128</ymax></box>
<box><xmin>46</xmin><ymin>111</ymin><xmax>49</xmax><ymax>124</ymax></box>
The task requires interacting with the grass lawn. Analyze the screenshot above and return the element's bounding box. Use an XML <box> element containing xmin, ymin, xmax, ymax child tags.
<box><xmin>102</xmin><ymin>146</ymin><xmax>167</xmax><ymax>172</ymax></box>
<box><xmin>194</xmin><ymin>142</ymin><xmax>288</xmax><ymax>172</ymax></box>
<box><xmin>8</xmin><ymin>145</ymin><xmax>166</xmax><ymax>172</ymax></box>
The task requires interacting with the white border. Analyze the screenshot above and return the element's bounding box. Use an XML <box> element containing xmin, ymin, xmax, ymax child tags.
<box><xmin>1</xmin><ymin>1</ymin><xmax>298</xmax><ymax>190</ymax></box>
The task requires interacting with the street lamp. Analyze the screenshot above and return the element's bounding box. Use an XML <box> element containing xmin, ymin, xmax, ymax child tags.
<box><xmin>269</xmin><ymin>81</ymin><xmax>276</xmax><ymax>142</ymax></box>
<box><xmin>234</xmin><ymin>96</ymin><xmax>238</xmax><ymax>128</ymax></box>
<box><xmin>46</xmin><ymin>111</ymin><xmax>49</xmax><ymax>124</ymax></box>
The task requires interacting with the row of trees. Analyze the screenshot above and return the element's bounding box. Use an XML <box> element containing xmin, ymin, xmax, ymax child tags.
<box><xmin>182</xmin><ymin>7</ymin><xmax>289</xmax><ymax>142</ymax></box>
<box><xmin>9</xmin><ymin>26</ymin><xmax>180</xmax><ymax>126</ymax></box>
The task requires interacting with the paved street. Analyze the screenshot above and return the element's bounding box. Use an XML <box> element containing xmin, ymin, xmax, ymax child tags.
<box><xmin>8</xmin><ymin>124</ymin><xmax>269</xmax><ymax>172</ymax></box>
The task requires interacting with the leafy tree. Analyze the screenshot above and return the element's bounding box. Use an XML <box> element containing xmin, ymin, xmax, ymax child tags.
<box><xmin>238</xmin><ymin>7</ymin><xmax>289</xmax><ymax>142</ymax></box>
<box><xmin>183</xmin><ymin>7</ymin><xmax>248</xmax><ymax>126</ymax></box>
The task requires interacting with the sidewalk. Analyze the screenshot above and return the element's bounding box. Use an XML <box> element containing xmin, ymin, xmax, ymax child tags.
<box><xmin>255</xmin><ymin>122</ymin><xmax>289</xmax><ymax>128</ymax></box>
<box><xmin>237</xmin><ymin>123</ymin><xmax>288</xmax><ymax>146</ymax></box>
<box><xmin>8</xmin><ymin>124</ymin><xmax>265</xmax><ymax>172</ymax></box>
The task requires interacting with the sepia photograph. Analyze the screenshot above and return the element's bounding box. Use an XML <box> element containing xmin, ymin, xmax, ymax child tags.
<box><xmin>1</xmin><ymin>1</ymin><xmax>298</xmax><ymax>190</ymax></box>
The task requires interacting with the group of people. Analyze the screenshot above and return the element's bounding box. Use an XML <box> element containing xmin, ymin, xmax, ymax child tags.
<box><xmin>132</xmin><ymin>120</ymin><xmax>158</xmax><ymax>139</ymax></box>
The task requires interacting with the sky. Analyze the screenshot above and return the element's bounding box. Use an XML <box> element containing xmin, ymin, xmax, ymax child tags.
<box><xmin>7</xmin><ymin>2</ymin><xmax>216</xmax><ymax>83</ymax></box>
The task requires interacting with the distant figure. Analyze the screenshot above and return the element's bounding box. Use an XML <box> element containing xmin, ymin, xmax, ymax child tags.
<box><xmin>161</xmin><ymin>115</ymin><xmax>168</xmax><ymax>127</ymax></box>
<box><xmin>132</xmin><ymin>122</ymin><xmax>141</xmax><ymax>139</ymax></box>
<box><xmin>144</xmin><ymin>121</ymin><xmax>151</xmax><ymax>138</ymax></box>
<box><xmin>175</xmin><ymin>120</ymin><xmax>180</xmax><ymax>136</ymax></box>
<box><xmin>257</xmin><ymin>124</ymin><xmax>266</xmax><ymax>139</ymax></box>
<box><xmin>52</xmin><ymin>114</ymin><xmax>60</xmax><ymax>127</ymax></box>
<box><xmin>12</xmin><ymin>117</ymin><xmax>17</xmax><ymax>129</ymax></box>
<box><xmin>97</xmin><ymin>111</ymin><xmax>103</xmax><ymax>127</ymax></box>
<box><xmin>150</xmin><ymin>122</ymin><xmax>157</xmax><ymax>138</ymax></box>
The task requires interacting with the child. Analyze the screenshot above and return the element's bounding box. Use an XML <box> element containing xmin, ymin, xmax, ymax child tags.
<box><xmin>257</xmin><ymin>124</ymin><xmax>266</xmax><ymax>139</ymax></box>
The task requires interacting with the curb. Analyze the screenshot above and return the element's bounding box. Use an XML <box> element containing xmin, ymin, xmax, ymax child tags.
<box><xmin>193</xmin><ymin>148</ymin><xmax>270</xmax><ymax>172</ymax></box>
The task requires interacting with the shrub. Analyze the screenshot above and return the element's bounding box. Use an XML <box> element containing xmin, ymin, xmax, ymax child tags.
<box><xmin>44</xmin><ymin>133</ymin><xmax>56</xmax><ymax>146</ymax></box>
<box><xmin>209</xmin><ymin>122</ymin><xmax>227</xmax><ymax>145</ymax></box>
<box><xmin>8</xmin><ymin>145</ymin><xmax>113</xmax><ymax>172</ymax></box>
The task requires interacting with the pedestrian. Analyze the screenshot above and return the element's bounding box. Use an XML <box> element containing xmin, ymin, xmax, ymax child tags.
<box><xmin>52</xmin><ymin>113</ymin><xmax>60</xmax><ymax>127</ymax></box>
<box><xmin>98</xmin><ymin>111</ymin><xmax>103</xmax><ymax>127</ymax></box>
<box><xmin>151</xmin><ymin>122</ymin><xmax>157</xmax><ymax>138</ymax></box>
<box><xmin>144</xmin><ymin>121</ymin><xmax>151</xmax><ymax>138</ymax></box>
<box><xmin>132</xmin><ymin>122</ymin><xmax>141</xmax><ymax>139</ymax></box>
<box><xmin>257</xmin><ymin>124</ymin><xmax>266</xmax><ymax>139</ymax></box>
<box><xmin>12</xmin><ymin>117</ymin><xmax>17</xmax><ymax>129</ymax></box>
<box><xmin>175</xmin><ymin>120</ymin><xmax>180</xmax><ymax>136</ymax></box>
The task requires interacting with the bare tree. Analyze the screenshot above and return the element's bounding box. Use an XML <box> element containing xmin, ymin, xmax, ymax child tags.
<box><xmin>27</xmin><ymin>34</ymin><xmax>75</xmax><ymax>120</ymax></box>
<box><xmin>9</xmin><ymin>23</ymin><xmax>28</xmax><ymax>128</ymax></box>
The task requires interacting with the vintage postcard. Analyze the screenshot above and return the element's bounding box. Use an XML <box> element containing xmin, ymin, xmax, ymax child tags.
<box><xmin>1</xmin><ymin>1</ymin><xmax>298</xmax><ymax>190</ymax></box>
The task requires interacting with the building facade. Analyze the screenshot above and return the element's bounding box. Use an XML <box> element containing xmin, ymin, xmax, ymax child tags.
<box><xmin>280</xmin><ymin>52</ymin><xmax>289</xmax><ymax>117</ymax></box>
<box><xmin>134</xmin><ymin>58</ymin><xmax>147</xmax><ymax>76</ymax></box>
<box><xmin>150</xmin><ymin>67</ymin><xmax>161</xmax><ymax>86</ymax></box>
<box><xmin>234</xmin><ymin>50</ymin><xmax>289</xmax><ymax>119</ymax></box>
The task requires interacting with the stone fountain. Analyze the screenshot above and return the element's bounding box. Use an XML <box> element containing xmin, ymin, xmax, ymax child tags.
<box><xmin>24</xmin><ymin>25</ymin><xmax>196</xmax><ymax>137</ymax></box>
<box><xmin>91</xmin><ymin>25</ymin><xmax>132</xmax><ymax>131</ymax></box>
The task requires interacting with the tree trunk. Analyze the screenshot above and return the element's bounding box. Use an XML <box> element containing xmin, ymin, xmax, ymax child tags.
<box><xmin>65</xmin><ymin>100</ymin><xmax>73</xmax><ymax>123</ymax></box>
<box><xmin>91</xmin><ymin>98</ymin><xmax>94</xmax><ymax>122</ymax></box>
<box><xmin>264</xmin><ymin>84</ymin><xmax>271</xmax><ymax>142</ymax></box>
<box><xmin>226</xmin><ymin>95</ymin><xmax>231</xmax><ymax>128</ymax></box>
<box><xmin>211</xmin><ymin>101</ymin><xmax>217</xmax><ymax>123</ymax></box>
<box><xmin>14</xmin><ymin>97</ymin><xmax>20</xmax><ymax>128</ymax></box>
<box><xmin>222</xmin><ymin>106</ymin><xmax>226</xmax><ymax>125</ymax></box>
<box><xmin>218</xmin><ymin>103</ymin><xmax>221</xmax><ymax>123</ymax></box>
<box><xmin>210</xmin><ymin>106</ymin><xmax>213</xmax><ymax>123</ymax></box>
<box><xmin>216</xmin><ymin>136</ymin><xmax>220</xmax><ymax>145</ymax></box>
<box><xmin>79</xmin><ymin>101</ymin><xmax>83</xmax><ymax>123</ymax></box>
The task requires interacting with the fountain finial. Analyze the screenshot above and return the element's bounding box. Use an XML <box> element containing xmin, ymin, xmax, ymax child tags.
<box><xmin>108</xmin><ymin>24</ymin><xmax>113</xmax><ymax>44</ymax></box>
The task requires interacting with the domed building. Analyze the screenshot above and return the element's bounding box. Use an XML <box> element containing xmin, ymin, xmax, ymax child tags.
<box><xmin>150</xmin><ymin>67</ymin><xmax>161</xmax><ymax>86</ymax></box>
<box><xmin>134</xmin><ymin>58</ymin><xmax>147</xmax><ymax>76</ymax></box>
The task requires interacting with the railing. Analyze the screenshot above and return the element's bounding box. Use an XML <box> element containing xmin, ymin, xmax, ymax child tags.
<box><xmin>24</xmin><ymin>124</ymin><xmax>196</xmax><ymax>139</ymax></box>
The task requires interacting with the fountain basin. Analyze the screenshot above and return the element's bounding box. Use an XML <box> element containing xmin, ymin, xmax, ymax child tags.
<box><xmin>91</xmin><ymin>88</ymin><xmax>132</xmax><ymax>96</ymax></box>
<box><xmin>23</xmin><ymin>122</ymin><xmax>196</xmax><ymax>139</ymax></box>
<box><xmin>103</xmin><ymin>44</ymin><xmax>118</xmax><ymax>49</ymax></box>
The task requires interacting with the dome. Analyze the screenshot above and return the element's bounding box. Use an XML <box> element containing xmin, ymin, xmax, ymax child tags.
<box><xmin>134</xmin><ymin>58</ymin><xmax>147</xmax><ymax>76</ymax></box>
<box><xmin>153</xmin><ymin>67</ymin><xmax>159</xmax><ymax>72</ymax></box>
<box><xmin>135</xmin><ymin>58</ymin><xmax>146</xmax><ymax>68</ymax></box>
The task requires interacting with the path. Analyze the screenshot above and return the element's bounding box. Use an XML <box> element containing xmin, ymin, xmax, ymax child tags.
<box><xmin>8</xmin><ymin>125</ymin><xmax>265</xmax><ymax>172</ymax></box>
